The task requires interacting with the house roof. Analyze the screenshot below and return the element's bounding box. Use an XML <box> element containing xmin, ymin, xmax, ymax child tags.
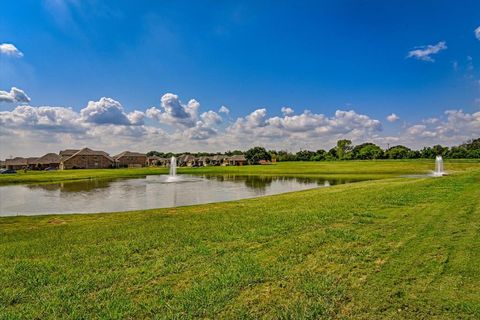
<box><xmin>63</xmin><ymin>148</ymin><xmax>114</xmax><ymax>162</ymax></box>
<box><xmin>59</xmin><ymin>149</ymin><xmax>79</xmax><ymax>156</ymax></box>
<box><xmin>36</xmin><ymin>153</ymin><xmax>61</xmax><ymax>164</ymax></box>
<box><xmin>5</xmin><ymin>157</ymin><xmax>27</xmax><ymax>165</ymax></box>
<box><xmin>178</xmin><ymin>154</ymin><xmax>196</xmax><ymax>162</ymax></box>
<box><xmin>113</xmin><ymin>151</ymin><xmax>146</xmax><ymax>159</ymax></box>
<box><xmin>211</xmin><ymin>155</ymin><xmax>225</xmax><ymax>161</ymax></box>
<box><xmin>26</xmin><ymin>157</ymin><xmax>39</xmax><ymax>164</ymax></box>
<box><xmin>229</xmin><ymin>154</ymin><xmax>246</xmax><ymax>161</ymax></box>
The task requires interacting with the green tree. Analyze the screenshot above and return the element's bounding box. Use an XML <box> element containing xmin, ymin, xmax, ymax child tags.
<box><xmin>311</xmin><ymin>149</ymin><xmax>327</xmax><ymax>161</ymax></box>
<box><xmin>296</xmin><ymin>150</ymin><xmax>316</xmax><ymax>161</ymax></box>
<box><xmin>353</xmin><ymin>143</ymin><xmax>384</xmax><ymax>159</ymax></box>
<box><xmin>245</xmin><ymin>147</ymin><xmax>271</xmax><ymax>165</ymax></box>
<box><xmin>336</xmin><ymin>139</ymin><xmax>353</xmax><ymax>160</ymax></box>
<box><xmin>461</xmin><ymin>138</ymin><xmax>480</xmax><ymax>151</ymax></box>
<box><xmin>276</xmin><ymin>150</ymin><xmax>296</xmax><ymax>162</ymax></box>
<box><xmin>327</xmin><ymin>148</ymin><xmax>338</xmax><ymax>160</ymax></box>
<box><xmin>447</xmin><ymin>146</ymin><xmax>468</xmax><ymax>159</ymax></box>
<box><xmin>385</xmin><ymin>145</ymin><xmax>411</xmax><ymax>159</ymax></box>
<box><xmin>432</xmin><ymin>144</ymin><xmax>448</xmax><ymax>157</ymax></box>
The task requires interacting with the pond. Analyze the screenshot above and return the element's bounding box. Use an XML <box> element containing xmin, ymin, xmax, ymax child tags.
<box><xmin>0</xmin><ymin>174</ymin><xmax>365</xmax><ymax>216</ymax></box>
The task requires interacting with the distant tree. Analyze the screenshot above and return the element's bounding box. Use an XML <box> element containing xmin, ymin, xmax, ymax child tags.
<box><xmin>296</xmin><ymin>150</ymin><xmax>316</xmax><ymax>161</ymax></box>
<box><xmin>146</xmin><ymin>151</ymin><xmax>161</xmax><ymax>157</ymax></box>
<box><xmin>461</xmin><ymin>138</ymin><xmax>480</xmax><ymax>151</ymax></box>
<box><xmin>432</xmin><ymin>144</ymin><xmax>448</xmax><ymax>157</ymax></box>
<box><xmin>336</xmin><ymin>139</ymin><xmax>353</xmax><ymax>160</ymax></box>
<box><xmin>146</xmin><ymin>151</ymin><xmax>174</xmax><ymax>158</ymax></box>
<box><xmin>276</xmin><ymin>150</ymin><xmax>296</xmax><ymax>162</ymax></box>
<box><xmin>327</xmin><ymin>148</ymin><xmax>338</xmax><ymax>160</ymax></box>
<box><xmin>353</xmin><ymin>143</ymin><xmax>384</xmax><ymax>160</ymax></box>
<box><xmin>407</xmin><ymin>150</ymin><xmax>421</xmax><ymax>159</ymax></box>
<box><xmin>268</xmin><ymin>150</ymin><xmax>278</xmax><ymax>162</ymax></box>
<box><xmin>311</xmin><ymin>149</ymin><xmax>327</xmax><ymax>161</ymax></box>
<box><xmin>460</xmin><ymin>138</ymin><xmax>480</xmax><ymax>158</ymax></box>
<box><xmin>245</xmin><ymin>146</ymin><xmax>271</xmax><ymax>164</ymax></box>
<box><xmin>420</xmin><ymin>147</ymin><xmax>435</xmax><ymax>159</ymax></box>
<box><xmin>447</xmin><ymin>146</ymin><xmax>468</xmax><ymax>159</ymax></box>
<box><xmin>466</xmin><ymin>149</ymin><xmax>480</xmax><ymax>158</ymax></box>
<box><xmin>385</xmin><ymin>145</ymin><xmax>411</xmax><ymax>159</ymax></box>
<box><xmin>224</xmin><ymin>150</ymin><xmax>243</xmax><ymax>156</ymax></box>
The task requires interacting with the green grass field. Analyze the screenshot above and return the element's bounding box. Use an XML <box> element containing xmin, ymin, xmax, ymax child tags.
<box><xmin>1</xmin><ymin>160</ymin><xmax>480</xmax><ymax>319</ymax></box>
<box><xmin>1</xmin><ymin>159</ymin><xmax>479</xmax><ymax>185</ymax></box>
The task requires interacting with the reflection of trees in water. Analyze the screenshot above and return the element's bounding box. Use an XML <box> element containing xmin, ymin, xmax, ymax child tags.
<box><xmin>203</xmin><ymin>174</ymin><xmax>273</xmax><ymax>191</ymax></box>
<box><xmin>202</xmin><ymin>174</ymin><xmax>362</xmax><ymax>191</ymax></box>
<box><xmin>28</xmin><ymin>175</ymin><xmax>367</xmax><ymax>194</ymax></box>
<box><xmin>28</xmin><ymin>179</ymin><xmax>113</xmax><ymax>192</ymax></box>
<box><xmin>203</xmin><ymin>174</ymin><xmax>360</xmax><ymax>190</ymax></box>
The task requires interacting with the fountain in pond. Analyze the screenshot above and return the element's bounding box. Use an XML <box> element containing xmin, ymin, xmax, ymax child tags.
<box><xmin>433</xmin><ymin>155</ymin><xmax>445</xmax><ymax>176</ymax></box>
<box><xmin>166</xmin><ymin>156</ymin><xmax>180</xmax><ymax>182</ymax></box>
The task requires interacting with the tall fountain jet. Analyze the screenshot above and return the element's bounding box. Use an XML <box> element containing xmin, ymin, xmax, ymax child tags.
<box><xmin>169</xmin><ymin>156</ymin><xmax>177</xmax><ymax>177</ymax></box>
<box><xmin>166</xmin><ymin>156</ymin><xmax>179</xmax><ymax>182</ymax></box>
<box><xmin>434</xmin><ymin>155</ymin><xmax>444</xmax><ymax>176</ymax></box>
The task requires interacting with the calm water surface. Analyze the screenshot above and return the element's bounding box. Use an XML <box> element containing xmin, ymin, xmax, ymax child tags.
<box><xmin>0</xmin><ymin>174</ymin><xmax>363</xmax><ymax>216</ymax></box>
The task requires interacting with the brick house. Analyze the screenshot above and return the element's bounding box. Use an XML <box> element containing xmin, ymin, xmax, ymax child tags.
<box><xmin>228</xmin><ymin>154</ymin><xmax>247</xmax><ymax>166</ymax></box>
<box><xmin>210</xmin><ymin>155</ymin><xmax>226</xmax><ymax>166</ymax></box>
<box><xmin>177</xmin><ymin>154</ymin><xmax>197</xmax><ymax>167</ymax></box>
<box><xmin>60</xmin><ymin>148</ymin><xmax>114</xmax><ymax>170</ymax></box>
<box><xmin>59</xmin><ymin>149</ymin><xmax>80</xmax><ymax>158</ymax></box>
<box><xmin>5</xmin><ymin>157</ymin><xmax>39</xmax><ymax>170</ymax></box>
<box><xmin>35</xmin><ymin>153</ymin><xmax>62</xmax><ymax>170</ymax></box>
<box><xmin>5</xmin><ymin>157</ymin><xmax>28</xmax><ymax>170</ymax></box>
<box><xmin>113</xmin><ymin>151</ymin><xmax>147</xmax><ymax>168</ymax></box>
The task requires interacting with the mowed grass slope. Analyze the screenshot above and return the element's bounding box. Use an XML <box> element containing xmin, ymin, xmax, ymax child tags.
<box><xmin>1</xmin><ymin>159</ymin><xmax>479</xmax><ymax>185</ymax></box>
<box><xmin>1</xmin><ymin>161</ymin><xmax>480</xmax><ymax>319</ymax></box>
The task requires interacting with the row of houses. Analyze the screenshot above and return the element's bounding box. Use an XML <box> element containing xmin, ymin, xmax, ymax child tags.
<box><xmin>5</xmin><ymin>148</ymin><xmax>147</xmax><ymax>170</ymax></box>
<box><xmin>147</xmin><ymin>154</ymin><xmax>247</xmax><ymax>167</ymax></box>
<box><xmin>4</xmin><ymin>148</ymin><xmax>247</xmax><ymax>170</ymax></box>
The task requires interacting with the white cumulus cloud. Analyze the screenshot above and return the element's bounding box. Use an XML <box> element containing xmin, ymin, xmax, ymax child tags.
<box><xmin>386</xmin><ymin>113</ymin><xmax>399</xmax><ymax>122</ymax></box>
<box><xmin>0</xmin><ymin>43</ymin><xmax>23</xmax><ymax>57</ymax></box>
<box><xmin>407</xmin><ymin>41</ymin><xmax>447</xmax><ymax>62</ymax></box>
<box><xmin>218</xmin><ymin>105</ymin><xmax>230</xmax><ymax>114</ymax></box>
<box><xmin>80</xmin><ymin>97</ymin><xmax>132</xmax><ymax>125</ymax></box>
<box><xmin>475</xmin><ymin>26</ymin><xmax>480</xmax><ymax>40</ymax></box>
<box><xmin>281</xmin><ymin>107</ymin><xmax>294</xmax><ymax>115</ymax></box>
<box><xmin>1</xmin><ymin>92</ymin><xmax>479</xmax><ymax>158</ymax></box>
<box><xmin>0</xmin><ymin>87</ymin><xmax>31</xmax><ymax>103</ymax></box>
<box><xmin>148</xmin><ymin>93</ymin><xmax>199</xmax><ymax>127</ymax></box>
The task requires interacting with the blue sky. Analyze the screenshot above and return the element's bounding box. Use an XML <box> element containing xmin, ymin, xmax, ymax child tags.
<box><xmin>0</xmin><ymin>1</ymin><xmax>479</xmax><ymax>157</ymax></box>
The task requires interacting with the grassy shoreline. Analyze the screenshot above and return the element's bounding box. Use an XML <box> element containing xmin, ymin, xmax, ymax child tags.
<box><xmin>1</xmin><ymin>161</ymin><xmax>480</xmax><ymax>318</ymax></box>
<box><xmin>1</xmin><ymin>159</ymin><xmax>479</xmax><ymax>186</ymax></box>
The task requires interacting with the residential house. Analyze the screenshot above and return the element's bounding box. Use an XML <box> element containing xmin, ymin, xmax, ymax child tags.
<box><xmin>59</xmin><ymin>149</ymin><xmax>80</xmax><ymax>158</ymax></box>
<box><xmin>35</xmin><ymin>153</ymin><xmax>61</xmax><ymax>170</ymax></box>
<box><xmin>228</xmin><ymin>154</ymin><xmax>247</xmax><ymax>166</ymax></box>
<box><xmin>258</xmin><ymin>159</ymin><xmax>272</xmax><ymax>165</ymax></box>
<box><xmin>197</xmin><ymin>156</ymin><xmax>211</xmax><ymax>167</ymax></box>
<box><xmin>177</xmin><ymin>154</ymin><xmax>197</xmax><ymax>167</ymax></box>
<box><xmin>114</xmin><ymin>151</ymin><xmax>147</xmax><ymax>168</ymax></box>
<box><xmin>60</xmin><ymin>148</ymin><xmax>114</xmax><ymax>170</ymax></box>
<box><xmin>210</xmin><ymin>155</ymin><xmax>226</xmax><ymax>166</ymax></box>
<box><xmin>158</xmin><ymin>158</ymin><xmax>171</xmax><ymax>166</ymax></box>
<box><xmin>146</xmin><ymin>156</ymin><xmax>160</xmax><ymax>166</ymax></box>
<box><xmin>5</xmin><ymin>157</ymin><xmax>27</xmax><ymax>170</ymax></box>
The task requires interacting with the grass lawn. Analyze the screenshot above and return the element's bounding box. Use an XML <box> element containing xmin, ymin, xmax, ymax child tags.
<box><xmin>1</xmin><ymin>159</ymin><xmax>480</xmax><ymax>185</ymax></box>
<box><xmin>1</xmin><ymin>160</ymin><xmax>480</xmax><ymax>319</ymax></box>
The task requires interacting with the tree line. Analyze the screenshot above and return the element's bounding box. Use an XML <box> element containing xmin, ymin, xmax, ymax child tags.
<box><xmin>267</xmin><ymin>138</ymin><xmax>480</xmax><ymax>162</ymax></box>
<box><xmin>147</xmin><ymin>137</ymin><xmax>480</xmax><ymax>164</ymax></box>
